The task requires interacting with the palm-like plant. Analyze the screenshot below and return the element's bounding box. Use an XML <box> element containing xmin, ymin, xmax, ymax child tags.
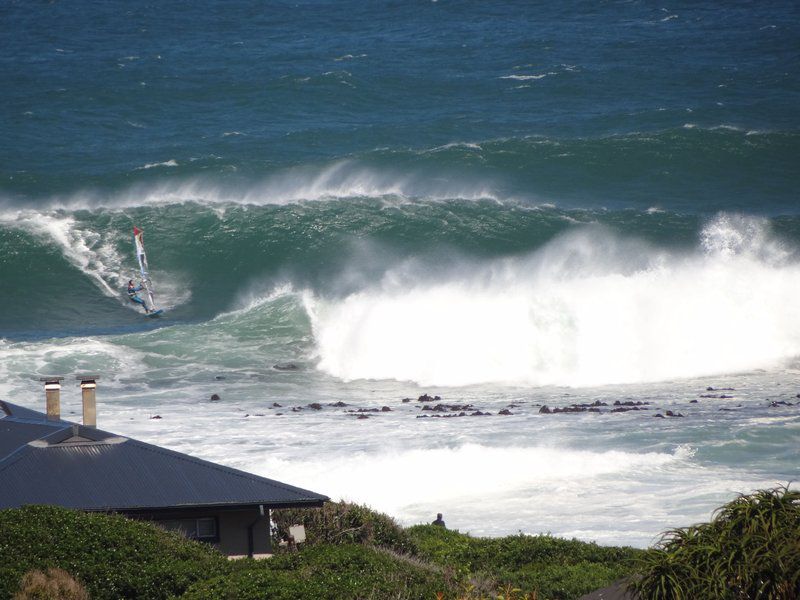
<box><xmin>630</xmin><ymin>486</ymin><xmax>800</xmax><ymax>600</ymax></box>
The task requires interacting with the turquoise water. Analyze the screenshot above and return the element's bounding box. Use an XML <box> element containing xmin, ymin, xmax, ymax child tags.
<box><xmin>1</xmin><ymin>0</ymin><xmax>798</xmax><ymax>546</ymax></box>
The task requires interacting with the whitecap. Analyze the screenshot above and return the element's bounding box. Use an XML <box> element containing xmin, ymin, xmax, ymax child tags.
<box><xmin>500</xmin><ymin>73</ymin><xmax>555</xmax><ymax>81</ymax></box>
<box><xmin>137</xmin><ymin>159</ymin><xmax>179</xmax><ymax>170</ymax></box>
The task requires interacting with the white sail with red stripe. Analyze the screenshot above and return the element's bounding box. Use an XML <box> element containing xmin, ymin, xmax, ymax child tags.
<box><xmin>133</xmin><ymin>226</ymin><xmax>158</xmax><ymax>312</ymax></box>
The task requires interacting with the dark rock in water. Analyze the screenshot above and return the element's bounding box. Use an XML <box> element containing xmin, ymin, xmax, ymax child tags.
<box><xmin>273</xmin><ymin>363</ymin><xmax>299</xmax><ymax>371</ymax></box>
<box><xmin>356</xmin><ymin>414</ymin><xmax>370</xmax><ymax>420</ymax></box>
<box><xmin>614</xmin><ymin>400</ymin><xmax>648</xmax><ymax>406</ymax></box>
<box><xmin>150</xmin><ymin>415</ymin><xmax>162</xmax><ymax>419</ymax></box>
<box><xmin>243</xmin><ymin>414</ymin><xmax>250</xmax><ymax>418</ymax></box>
<box><xmin>215</xmin><ymin>375</ymin><xmax>226</xmax><ymax>380</ymax></box>
<box><xmin>402</xmin><ymin>398</ymin><xmax>412</xmax><ymax>403</ymax></box>
<box><xmin>291</xmin><ymin>407</ymin><xmax>303</xmax><ymax>412</ymax></box>
<box><xmin>381</xmin><ymin>406</ymin><xmax>392</xmax><ymax>412</ymax></box>
<box><xmin>498</xmin><ymin>409</ymin><xmax>513</xmax><ymax>415</ymax></box>
<box><xmin>272</xmin><ymin>402</ymin><xmax>282</xmax><ymax>408</ymax></box>
<box><xmin>770</xmin><ymin>401</ymin><xmax>794</xmax><ymax>407</ymax></box>
<box><xmin>654</xmin><ymin>413</ymin><xmax>665</xmax><ymax>418</ymax></box>
<box><xmin>470</xmin><ymin>411</ymin><xmax>489</xmax><ymax>416</ymax></box>
<box><xmin>690</xmin><ymin>399</ymin><xmax>698</xmax><ymax>403</ymax></box>
<box><xmin>254</xmin><ymin>413</ymin><xmax>265</xmax><ymax>417</ymax></box>
<box><xmin>422</xmin><ymin>403</ymin><xmax>473</xmax><ymax>413</ymax></box>
<box><xmin>418</xmin><ymin>394</ymin><xmax>435</xmax><ymax>402</ymax></box>
<box><xmin>665</xmin><ymin>410</ymin><xmax>684</xmax><ymax>417</ymax></box>
<box><xmin>706</xmin><ymin>386</ymin><xmax>714</xmax><ymax>391</ymax></box>
<box><xmin>539</xmin><ymin>405</ymin><xmax>552</xmax><ymax>414</ymax></box>
<box><xmin>210</xmin><ymin>393</ymin><xmax>221</xmax><ymax>401</ymax></box>
<box><xmin>308</xmin><ymin>403</ymin><xmax>323</xmax><ymax>410</ymax></box>
<box><xmin>329</xmin><ymin>401</ymin><xmax>348</xmax><ymax>407</ymax></box>
<box><xmin>719</xmin><ymin>394</ymin><xmax>733</xmax><ymax>399</ymax></box>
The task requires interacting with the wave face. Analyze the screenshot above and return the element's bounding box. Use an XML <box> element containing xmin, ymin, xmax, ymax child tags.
<box><xmin>3</xmin><ymin>197</ymin><xmax>800</xmax><ymax>387</ymax></box>
<box><xmin>2</xmin><ymin>129</ymin><xmax>799</xmax><ymax>215</ymax></box>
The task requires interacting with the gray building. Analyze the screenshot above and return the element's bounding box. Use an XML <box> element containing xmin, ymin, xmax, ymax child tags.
<box><xmin>0</xmin><ymin>378</ymin><xmax>327</xmax><ymax>557</ymax></box>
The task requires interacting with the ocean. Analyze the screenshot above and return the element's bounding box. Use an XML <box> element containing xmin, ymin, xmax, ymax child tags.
<box><xmin>1</xmin><ymin>0</ymin><xmax>799</xmax><ymax>547</ymax></box>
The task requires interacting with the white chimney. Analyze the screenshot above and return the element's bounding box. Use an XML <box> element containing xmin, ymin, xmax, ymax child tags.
<box><xmin>39</xmin><ymin>377</ymin><xmax>64</xmax><ymax>421</ymax></box>
<box><xmin>77</xmin><ymin>375</ymin><xmax>99</xmax><ymax>428</ymax></box>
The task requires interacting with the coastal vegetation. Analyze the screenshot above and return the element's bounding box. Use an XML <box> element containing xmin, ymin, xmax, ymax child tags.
<box><xmin>630</xmin><ymin>485</ymin><xmax>800</xmax><ymax>600</ymax></box>
<box><xmin>2</xmin><ymin>487</ymin><xmax>797</xmax><ymax>599</ymax></box>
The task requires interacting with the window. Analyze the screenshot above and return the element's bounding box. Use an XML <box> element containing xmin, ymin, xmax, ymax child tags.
<box><xmin>158</xmin><ymin>517</ymin><xmax>218</xmax><ymax>542</ymax></box>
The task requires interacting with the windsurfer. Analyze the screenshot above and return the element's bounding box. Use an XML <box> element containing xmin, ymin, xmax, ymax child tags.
<box><xmin>127</xmin><ymin>280</ymin><xmax>151</xmax><ymax>313</ymax></box>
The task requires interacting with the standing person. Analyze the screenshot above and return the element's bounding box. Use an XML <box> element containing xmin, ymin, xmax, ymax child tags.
<box><xmin>432</xmin><ymin>513</ymin><xmax>446</xmax><ymax>528</ymax></box>
<box><xmin>127</xmin><ymin>280</ymin><xmax>150</xmax><ymax>313</ymax></box>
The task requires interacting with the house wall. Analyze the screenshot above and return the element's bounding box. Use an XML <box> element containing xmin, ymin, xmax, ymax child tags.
<box><xmin>125</xmin><ymin>506</ymin><xmax>272</xmax><ymax>557</ymax></box>
<box><xmin>217</xmin><ymin>508</ymin><xmax>271</xmax><ymax>557</ymax></box>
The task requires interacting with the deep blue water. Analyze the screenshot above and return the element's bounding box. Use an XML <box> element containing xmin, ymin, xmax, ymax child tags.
<box><xmin>2</xmin><ymin>0</ymin><xmax>798</xmax><ymax>207</ymax></box>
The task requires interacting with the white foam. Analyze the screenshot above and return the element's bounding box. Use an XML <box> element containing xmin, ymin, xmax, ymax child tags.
<box><xmin>500</xmin><ymin>73</ymin><xmax>556</xmax><ymax>81</ymax></box>
<box><xmin>309</xmin><ymin>214</ymin><xmax>800</xmax><ymax>387</ymax></box>
<box><xmin>253</xmin><ymin>443</ymin><xmax>681</xmax><ymax>512</ymax></box>
<box><xmin>137</xmin><ymin>159</ymin><xmax>178</xmax><ymax>170</ymax></box>
<box><xmin>0</xmin><ymin>160</ymin><xmax>502</xmax><ymax>212</ymax></box>
<box><xmin>334</xmin><ymin>53</ymin><xmax>367</xmax><ymax>61</ymax></box>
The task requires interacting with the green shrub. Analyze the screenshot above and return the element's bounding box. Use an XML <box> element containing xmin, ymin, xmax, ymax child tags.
<box><xmin>271</xmin><ymin>500</ymin><xmax>418</xmax><ymax>555</ymax></box>
<box><xmin>0</xmin><ymin>505</ymin><xmax>229</xmax><ymax>600</ymax></box>
<box><xmin>630</xmin><ymin>485</ymin><xmax>800</xmax><ymax>600</ymax></box>
<box><xmin>181</xmin><ymin>543</ymin><xmax>449</xmax><ymax>600</ymax></box>
<box><xmin>408</xmin><ymin>525</ymin><xmax>641</xmax><ymax>600</ymax></box>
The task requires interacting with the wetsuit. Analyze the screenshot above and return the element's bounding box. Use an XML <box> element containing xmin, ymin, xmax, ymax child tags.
<box><xmin>127</xmin><ymin>283</ymin><xmax>149</xmax><ymax>312</ymax></box>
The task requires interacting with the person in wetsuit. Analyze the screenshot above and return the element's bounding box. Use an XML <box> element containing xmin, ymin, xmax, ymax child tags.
<box><xmin>127</xmin><ymin>279</ymin><xmax>150</xmax><ymax>313</ymax></box>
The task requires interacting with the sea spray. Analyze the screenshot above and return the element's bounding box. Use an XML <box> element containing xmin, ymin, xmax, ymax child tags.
<box><xmin>309</xmin><ymin>214</ymin><xmax>800</xmax><ymax>386</ymax></box>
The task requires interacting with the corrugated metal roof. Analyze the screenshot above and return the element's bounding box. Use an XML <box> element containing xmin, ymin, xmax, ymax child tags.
<box><xmin>0</xmin><ymin>400</ymin><xmax>69</xmax><ymax>460</ymax></box>
<box><xmin>0</xmin><ymin>401</ymin><xmax>328</xmax><ymax>511</ymax></box>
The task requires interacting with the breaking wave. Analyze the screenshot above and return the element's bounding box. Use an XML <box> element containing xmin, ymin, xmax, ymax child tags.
<box><xmin>308</xmin><ymin>213</ymin><xmax>800</xmax><ymax>386</ymax></box>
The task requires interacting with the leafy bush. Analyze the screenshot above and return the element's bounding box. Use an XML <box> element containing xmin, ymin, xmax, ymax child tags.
<box><xmin>630</xmin><ymin>486</ymin><xmax>800</xmax><ymax>600</ymax></box>
<box><xmin>0</xmin><ymin>505</ymin><xmax>228</xmax><ymax>600</ymax></box>
<box><xmin>271</xmin><ymin>501</ymin><xmax>418</xmax><ymax>555</ymax></box>
<box><xmin>181</xmin><ymin>543</ymin><xmax>449</xmax><ymax>600</ymax></box>
<box><xmin>408</xmin><ymin>525</ymin><xmax>641</xmax><ymax>600</ymax></box>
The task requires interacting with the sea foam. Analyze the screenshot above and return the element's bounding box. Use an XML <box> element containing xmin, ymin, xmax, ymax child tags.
<box><xmin>308</xmin><ymin>214</ymin><xmax>800</xmax><ymax>387</ymax></box>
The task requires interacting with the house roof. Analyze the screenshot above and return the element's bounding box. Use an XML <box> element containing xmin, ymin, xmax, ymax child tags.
<box><xmin>0</xmin><ymin>401</ymin><xmax>328</xmax><ymax>512</ymax></box>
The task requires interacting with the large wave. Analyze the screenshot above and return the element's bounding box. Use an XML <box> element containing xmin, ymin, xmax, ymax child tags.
<box><xmin>3</xmin><ymin>127</ymin><xmax>797</xmax><ymax>214</ymax></box>
<box><xmin>307</xmin><ymin>213</ymin><xmax>800</xmax><ymax>387</ymax></box>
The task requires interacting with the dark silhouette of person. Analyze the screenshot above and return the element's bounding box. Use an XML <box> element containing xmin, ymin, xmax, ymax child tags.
<box><xmin>432</xmin><ymin>513</ymin><xmax>446</xmax><ymax>527</ymax></box>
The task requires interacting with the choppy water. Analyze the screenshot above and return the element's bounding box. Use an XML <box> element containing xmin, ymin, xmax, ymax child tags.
<box><xmin>1</xmin><ymin>0</ymin><xmax>798</xmax><ymax>547</ymax></box>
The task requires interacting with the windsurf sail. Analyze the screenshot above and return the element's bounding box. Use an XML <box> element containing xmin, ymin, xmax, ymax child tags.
<box><xmin>133</xmin><ymin>226</ymin><xmax>158</xmax><ymax>312</ymax></box>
